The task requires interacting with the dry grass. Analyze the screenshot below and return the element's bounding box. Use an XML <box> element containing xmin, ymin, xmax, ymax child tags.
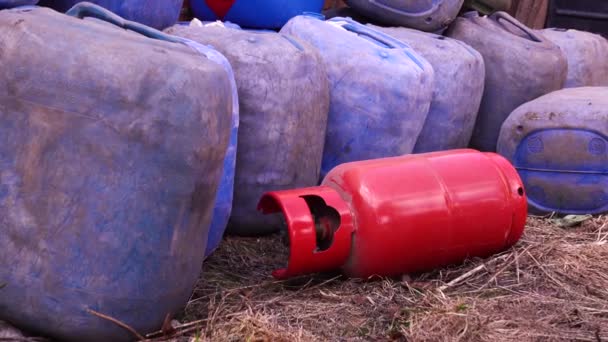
<box><xmin>147</xmin><ymin>216</ymin><xmax>608</xmax><ymax>342</ymax></box>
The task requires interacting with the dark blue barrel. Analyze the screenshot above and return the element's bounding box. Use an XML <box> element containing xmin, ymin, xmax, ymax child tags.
<box><xmin>0</xmin><ymin>3</ymin><xmax>235</xmax><ymax>341</ymax></box>
<box><xmin>37</xmin><ymin>0</ymin><xmax>182</xmax><ymax>29</ymax></box>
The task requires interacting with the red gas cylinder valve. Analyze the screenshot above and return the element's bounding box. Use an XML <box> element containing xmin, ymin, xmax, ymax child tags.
<box><xmin>258</xmin><ymin>149</ymin><xmax>527</xmax><ymax>279</ymax></box>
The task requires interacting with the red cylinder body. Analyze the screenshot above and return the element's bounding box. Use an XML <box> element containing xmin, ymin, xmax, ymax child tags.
<box><xmin>258</xmin><ymin>149</ymin><xmax>527</xmax><ymax>279</ymax></box>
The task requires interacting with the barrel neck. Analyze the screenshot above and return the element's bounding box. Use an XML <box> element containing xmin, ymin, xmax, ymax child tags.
<box><xmin>257</xmin><ymin>186</ymin><xmax>355</xmax><ymax>279</ymax></box>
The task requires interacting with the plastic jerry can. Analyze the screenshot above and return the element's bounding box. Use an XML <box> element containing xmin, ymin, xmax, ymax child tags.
<box><xmin>173</xmin><ymin>20</ymin><xmax>241</xmax><ymax>255</ymax></box>
<box><xmin>204</xmin><ymin>34</ymin><xmax>239</xmax><ymax>256</ymax></box>
<box><xmin>345</xmin><ymin>0</ymin><xmax>464</xmax><ymax>32</ymax></box>
<box><xmin>540</xmin><ymin>28</ymin><xmax>608</xmax><ymax>88</ymax></box>
<box><xmin>0</xmin><ymin>4</ymin><xmax>236</xmax><ymax>341</ymax></box>
<box><xmin>164</xmin><ymin>21</ymin><xmax>240</xmax><ymax>257</ymax></box>
<box><xmin>190</xmin><ymin>0</ymin><xmax>325</xmax><ymax>29</ymax></box>
<box><xmin>370</xmin><ymin>25</ymin><xmax>485</xmax><ymax>153</ymax></box>
<box><xmin>258</xmin><ymin>149</ymin><xmax>527</xmax><ymax>279</ymax></box>
<box><xmin>446</xmin><ymin>11</ymin><xmax>567</xmax><ymax>152</ymax></box>
<box><xmin>205</xmin><ymin>110</ymin><xmax>238</xmax><ymax>255</ymax></box>
<box><xmin>166</xmin><ymin>22</ymin><xmax>330</xmax><ymax>236</ymax></box>
<box><xmin>498</xmin><ymin>87</ymin><xmax>608</xmax><ymax>215</ymax></box>
<box><xmin>37</xmin><ymin>0</ymin><xmax>182</xmax><ymax>29</ymax></box>
<box><xmin>281</xmin><ymin>15</ymin><xmax>434</xmax><ymax>179</ymax></box>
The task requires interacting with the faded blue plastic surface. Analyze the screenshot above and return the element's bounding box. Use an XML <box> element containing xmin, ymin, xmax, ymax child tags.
<box><xmin>198</xmin><ymin>46</ymin><xmax>238</xmax><ymax>258</ymax></box>
<box><xmin>514</xmin><ymin>129</ymin><xmax>608</xmax><ymax>214</ymax></box>
<box><xmin>38</xmin><ymin>0</ymin><xmax>182</xmax><ymax>29</ymax></box>
<box><xmin>447</xmin><ymin>11</ymin><xmax>567</xmax><ymax>152</ymax></box>
<box><xmin>540</xmin><ymin>28</ymin><xmax>608</xmax><ymax>88</ymax></box>
<box><xmin>84</xmin><ymin>15</ymin><xmax>240</xmax><ymax>258</ymax></box>
<box><xmin>498</xmin><ymin>87</ymin><xmax>608</xmax><ymax>215</ymax></box>
<box><xmin>0</xmin><ymin>0</ymin><xmax>38</xmax><ymax>8</ymax></box>
<box><xmin>370</xmin><ymin>25</ymin><xmax>485</xmax><ymax>153</ymax></box>
<box><xmin>191</xmin><ymin>0</ymin><xmax>324</xmax><ymax>29</ymax></box>
<box><xmin>281</xmin><ymin>15</ymin><xmax>434</xmax><ymax>179</ymax></box>
<box><xmin>166</xmin><ymin>22</ymin><xmax>330</xmax><ymax>236</ymax></box>
<box><xmin>0</xmin><ymin>4</ymin><xmax>234</xmax><ymax>341</ymax></box>
<box><xmin>172</xmin><ymin>21</ymin><xmax>239</xmax><ymax>254</ymax></box>
<box><xmin>205</xmin><ymin>126</ymin><xmax>236</xmax><ymax>257</ymax></box>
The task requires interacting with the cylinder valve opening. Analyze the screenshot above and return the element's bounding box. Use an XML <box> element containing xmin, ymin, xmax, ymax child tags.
<box><xmin>301</xmin><ymin>195</ymin><xmax>341</xmax><ymax>252</ymax></box>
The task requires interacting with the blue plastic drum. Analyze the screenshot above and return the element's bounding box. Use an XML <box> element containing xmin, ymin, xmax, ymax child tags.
<box><xmin>190</xmin><ymin>0</ymin><xmax>324</xmax><ymax>29</ymax></box>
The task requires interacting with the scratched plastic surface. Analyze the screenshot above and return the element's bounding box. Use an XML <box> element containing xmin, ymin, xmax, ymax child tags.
<box><xmin>167</xmin><ymin>21</ymin><xmax>240</xmax><ymax>257</ymax></box>
<box><xmin>370</xmin><ymin>25</ymin><xmax>485</xmax><ymax>152</ymax></box>
<box><xmin>166</xmin><ymin>22</ymin><xmax>329</xmax><ymax>236</ymax></box>
<box><xmin>0</xmin><ymin>5</ymin><xmax>233</xmax><ymax>341</ymax></box>
<box><xmin>540</xmin><ymin>28</ymin><xmax>608</xmax><ymax>88</ymax></box>
<box><xmin>498</xmin><ymin>87</ymin><xmax>608</xmax><ymax>214</ymax></box>
<box><xmin>281</xmin><ymin>15</ymin><xmax>434</xmax><ymax>179</ymax></box>
<box><xmin>38</xmin><ymin>0</ymin><xmax>182</xmax><ymax>29</ymax></box>
<box><xmin>190</xmin><ymin>0</ymin><xmax>324</xmax><ymax>29</ymax></box>
<box><xmin>446</xmin><ymin>11</ymin><xmax>567</xmax><ymax>152</ymax></box>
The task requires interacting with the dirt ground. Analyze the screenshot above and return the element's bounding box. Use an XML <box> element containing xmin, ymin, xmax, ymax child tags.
<box><xmin>145</xmin><ymin>216</ymin><xmax>608</xmax><ymax>342</ymax></box>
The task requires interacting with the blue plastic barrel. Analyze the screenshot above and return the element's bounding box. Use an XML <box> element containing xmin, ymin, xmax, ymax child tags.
<box><xmin>190</xmin><ymin>0</ymin><xmax>324</xmax><ymax>29</ymax></box>
<box><xmin>38</xmin><ymin>0</ymin><xmax>182</xmax><ymax>29</ymax></box>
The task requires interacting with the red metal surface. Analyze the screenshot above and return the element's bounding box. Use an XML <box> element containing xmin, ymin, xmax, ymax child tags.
<box><xmin>258</xmin><ymin>186</ymin><xmax>354</xmax><ymax>279</ymax></box>
<box><xmin>258</xmin><ymin>149</ymin><xmax>527</xmax><ymax>279</ymax></box>
<box><xmin>204</xmin><ymin>0</ymin><xmax>236</xmax><ymax>19</ymax></box>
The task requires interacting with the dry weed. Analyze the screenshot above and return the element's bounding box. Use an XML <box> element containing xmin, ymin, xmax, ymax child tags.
<box><xmin>148</xmin><ymin>216</ymin><xmax>608</xmax><ymax>342</ymax></box>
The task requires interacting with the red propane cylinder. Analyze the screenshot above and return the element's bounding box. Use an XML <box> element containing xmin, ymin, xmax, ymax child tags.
<box><xmin>258</xmin><ymin>149</ymin><xmax>527</xmax><ymax>279</ymax></box>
